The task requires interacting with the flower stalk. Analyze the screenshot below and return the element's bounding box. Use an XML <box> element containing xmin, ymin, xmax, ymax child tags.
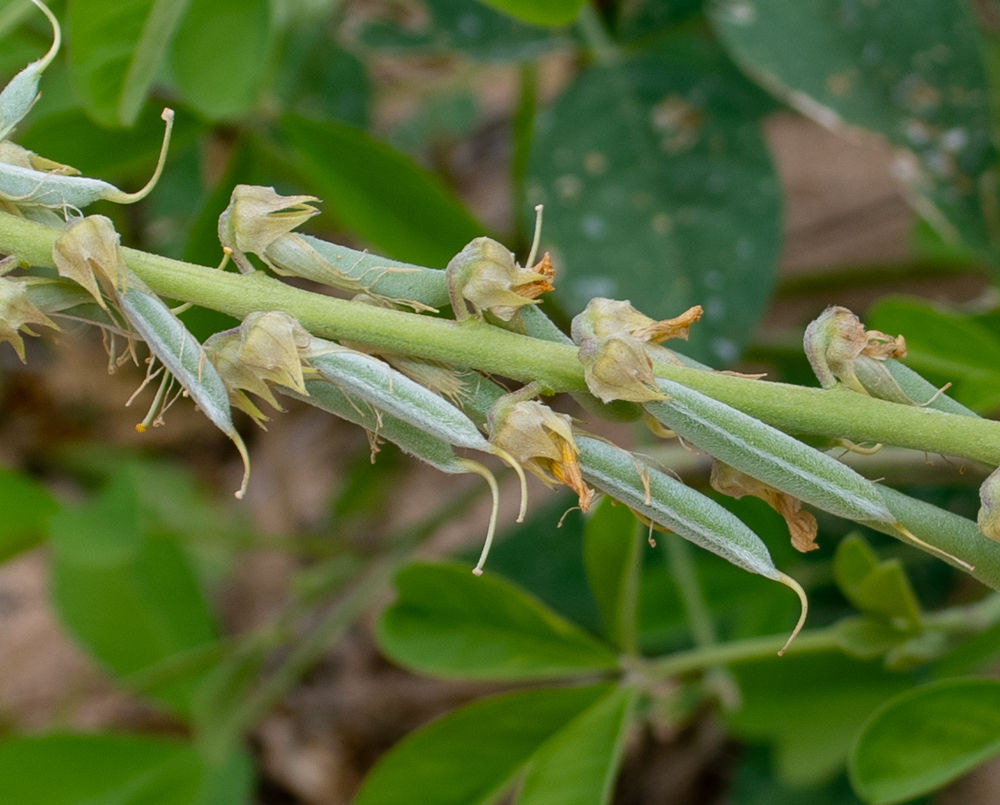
<box><xmin>1</xmin><ymin>209</ymin><xmax>999</xmax><ymax>465</ymax></box>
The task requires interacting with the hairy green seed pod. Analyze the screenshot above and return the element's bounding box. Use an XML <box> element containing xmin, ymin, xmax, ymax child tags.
<box><xmin>645</xmin><ymin>377</ymin><xmax>895</xmax><ymax>525</ymax></box>
<box><xmin>307</xmin><ymin>346</ymin><xmax>495</xmax><ymax>453</ymax></box>
<box><xmin>645</xmin><ymin>378</ymin><xmax>971</xmax><ymax>569</ymax></box>
<box><xmin>117</xmin><ymin>285</ymin><xmax>250</xmax><ymax>499</ymax></box>
<box><xmin>578</xmin><ymin>437</ymin><xmax>780</xmax><ymax>578</ymax></box>
<box><xmin>290</xmin><ymin>381</ymin><xmax>472</xmax><ymax>476</ymax></box>
<box><xmin>307</xmin><ymin>343</ymin><xmax>528</xmax><ymax>523</ymax></box>
<box><xmin>577</xmin><ymin>436</ymin><xmax>807</xmax><ymax>653</ymax></box>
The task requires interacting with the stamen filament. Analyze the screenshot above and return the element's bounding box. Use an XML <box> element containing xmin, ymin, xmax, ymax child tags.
<box><xmin>458</xmin><ymin>459</ymin><xmax>500</xmax><ymax>576</ymax></box>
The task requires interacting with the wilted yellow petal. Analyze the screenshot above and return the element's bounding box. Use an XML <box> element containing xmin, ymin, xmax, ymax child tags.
<box><xmin>711</xmin><ymin>460</ymin><xmax>819</xmax><ymax>553</ymax></box>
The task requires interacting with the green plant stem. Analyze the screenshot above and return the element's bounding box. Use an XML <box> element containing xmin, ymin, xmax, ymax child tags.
<box><xmin>577</xmin><ymin>2</ymin><xmax>621</xmax><ymax>66</ymax></box>
<box><xmin>640</xmin><ymin>592</ymin><xmax>1000</xmax><ymax>681</ymax></box>
<box><xmin>664</xmin><ymin>534</ymin><xmax>718</xmax><ymax>648</ymax></box>
<box><xmin>3</xmin><ymin>211</ymin><xmax>1000</xmax><ymax>464</ymax></box>
<box><xmin>641</xmin><ymin>629</ymin><xmax>841</xmax><ymax>679</ymax></box>
<box><xmin>663</xmin><ymin>534</ymin><xmax>742</xmax><ymax>708</ymax></box>
<box><xmin>617</xmin><ymin>520</ymin><xmax>644</xmax><ymax>655</ymax></box>
<box><xmin>214</xmin><ymin>482</ymin><xmax>485</xmax><ymax>744</ymax></box>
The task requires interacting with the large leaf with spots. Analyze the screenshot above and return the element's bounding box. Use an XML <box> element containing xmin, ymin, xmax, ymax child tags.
<box><xmin>526</xmin><ymin>42</ymin><xmax>781</xmax><ymax>366</ymax></box>
<box><xmin>359</xmin><ymin>0</ymin><xmax>575</xmax><ymax>61</ymax></box>
<box><xmin>711</xmin><ymin>0</ymin><xmax>1000</xmax><ymax>270</ymax></box>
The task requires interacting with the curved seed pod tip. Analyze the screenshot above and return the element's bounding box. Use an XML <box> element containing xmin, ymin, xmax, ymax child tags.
<box><xmin>576</xmin><ymin>436</ymin><xmax>808</xmax><ymax>653</ymax></box>
<box><xmin>0</xmin><ymin>109</ymin><xmax>173</xmax><ymax>211</ymax></box>
<box><xmin>0</xmin><ymin>0</ymin><xmax>61</xmax><ymax>141</ymax></box>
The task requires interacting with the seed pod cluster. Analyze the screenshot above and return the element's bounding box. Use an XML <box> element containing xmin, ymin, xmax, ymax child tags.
<box><xmin>1</xmin><ymin>12</ymin><xmax>991</xmax><ymax>624</ymax></box>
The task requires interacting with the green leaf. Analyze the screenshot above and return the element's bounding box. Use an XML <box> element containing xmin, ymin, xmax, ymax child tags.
<box><xmin>0</xmin><ymin>467</ymin><xmax>57</xmax><ymax>563</ymax></box>
<box><xmin>0</xmin><ymin>733</ymin><xmax>253</xmax><ymax>805</ymax></box>
<box><xmin>526</xmin><ymin>42</ymin><xmax>781</xmax><ymax>365</ymax></box>
<box><xmin>583</xmin><ymin>497</ymin><xmax>640</xmax><ymax>649</ymax></box>
<box><xmin>279</xmin><ymin>114</ymin><xmax>483</xmax><ymax>267</ymax></box>
<box><xmin>49</xmin><ymin>470</ymin><xmax>217</xmax><ymax>714</ymax></box>
<box><xmin>833</xmin><ymin>535</ymin><xmax>921</xmax><ymax>632</ymax></box>
<box><xmin>67</xmin><ymin>0</ymin><xmax>189</xmax><ymax>127</ymax></box>
<box><xmin>169</xmin><ymin>0</ymin><xmax>271</xmax><ymax>120</ymax></box>
<box><xmin>866</xmin><ymin>297</ymin><xmax>1000</xmax><ymax>414</ymax></box>
<box><xmin>284</xmin><ymin>42</ymin><xmax>369</xmax><ymax>128</ymax></box>
<box><xmin>850</xmin><ymin>679</ymin><xmax>1000</xmax><ymax>804</ymax></box>
<box><xmin>711</xmin><ymin>0</ymin><xmax>999</xmax><ymax>268</ymax></box>
<box><xmin>473</xmin><ymin>0</ymin><xmax>585</xmax><ymax>27</ymax></box>
<box><xmin>834</xmin><ymin>617</ymin><xmax>909</xmax><ymax>661</ymax></box>
<box><xmin>730</xmin><ymin>745</ymin><xmax>868</xmax><ymax>805</ymax></box>
<box><xmin>728</xmin><ymin>653</ymin><xmax>912</xmax><ymax>787</ymax></box>
<box><xmin>376</xmin><ymin>562</ymin><xmax>619</xmax><ymax>680</ymax></box>
<box><xmin>360</xmin><ymin>0</ymin><xmax>577</xmax><ymax>59</ymax></box>
<box><xmin>614</xmin><ymin>0</ymin><xmax>704</xmax><ymax>43</ymax></box>
<box><xmin>354</xmin><ymin>684</ymin><xmax>613</xmax><ymax>805</ymax></box>
<box><xmin>119</xmin><ymin>0</ymin><xmax>192</xmax><ymax>125</ymax></box>
<box><xmin>467</xmin><ymin>499</ymin><xmax>601</xmax><ymax>633</ymax></box>
<box><xmin>516</xmin><ymin>686</ymin><xmax>637</xmax><ymax>805</ymax></box>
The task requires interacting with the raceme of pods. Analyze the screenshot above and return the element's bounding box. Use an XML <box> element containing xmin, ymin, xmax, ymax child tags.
<box><xmin>0</xmin><ymin>19</ymin><xmax>993</xmax><ymax>612</ymax></box>
<box><xmin>210</xmin><ymin>189</ymin><xmax>996</xmax><ymax>577</ymax></box>
<box><xmin>576</xmin><ymin>436</ymin><xmax>807</xmax><ymax>653</ymax></box>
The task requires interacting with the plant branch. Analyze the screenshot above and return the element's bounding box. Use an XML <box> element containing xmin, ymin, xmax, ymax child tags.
<box><xmin>2</xmin><ymin>211</ymin><xmax>1000</xmax><ymax>464</ymax></box>
<box><xmin>639</xmin><ymin>592</ymin><xmax>1000</xmax><ymax>680</ymax></box>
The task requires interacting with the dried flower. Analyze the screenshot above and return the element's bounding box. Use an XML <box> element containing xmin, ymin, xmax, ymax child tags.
<box><xmin>0</xmin><ymin>265</ymin><xmax>58</xmax><ymax>361</ymax></box>
<box><xmin>204</xmin><ymin>311</ymin><xmax>313</xmax><ymax>424</ymax></box>
<box><xmin>571</xmin><ymin>298</ymin><xmax>701</xmax><ymax>404</ymax></box>
<box><xmin>489</xmin><ymin>397</ymin><xmax>594</xmax><ymax>511</ymax></box>
<box><xmin>710</xmin><ymin>460</ymin><xmax>819</xmax><ymax>552</ymax></box>
<box><xmin>50</xmin><ymin>215</ymin><xmax>127</xmax><ymax>308</ymax></box>
<box><xmin>446</xmin><ymin>237</ymin><xmax>554</xmax><ymax>321</ymax></box>
<box><xmin>218</xmin><ymin>185</ymin><xmax>320</xmax><ymax>274</ymax></box>
<box><xmin>804</xmin><ymin>306</ymin><xmax>906</xmax><ymax>394</ymax></box>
